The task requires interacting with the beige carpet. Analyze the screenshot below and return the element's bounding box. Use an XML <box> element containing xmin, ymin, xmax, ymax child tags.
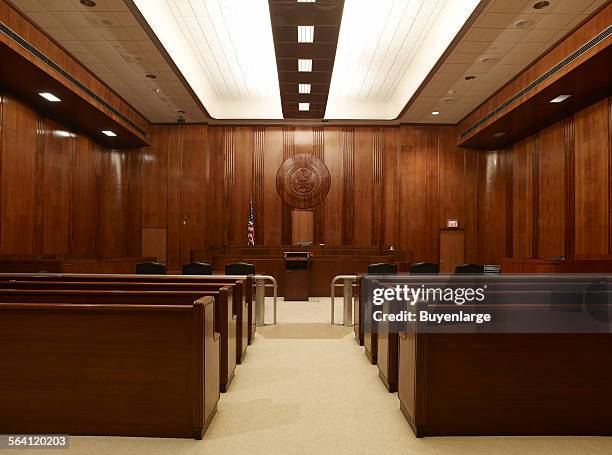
<box><xmin>4</xmin><ymin>299</ymin><xmax>612</xmax><ymax>455</ymax></box>
<box><xmin>258</xmin><ymin>323</ymin><xmax>352</xmax><ymax>339</ymax></box>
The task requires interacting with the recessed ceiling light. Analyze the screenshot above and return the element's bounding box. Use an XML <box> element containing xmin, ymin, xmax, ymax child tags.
<box><xmin>480</xmin><ymin>56</ymin><xmax>498</xmax><ymax>64</ymax></box>
<box><xmin>298</xmin><ymin>26</ymin><xmax>314</xmax><ymax>43</ymax></box>
<box><xmin>441</xmin><ymin>97</ymin><xmax>456</xmax><ymax>104</ymax></box>
<box><xmin>39</xmin><ymin>92</ymin><xmax>61</xmax><ymax>102</ymax></box>
<box><xmin>431</xmin><ymin>111</ymin><xmax>440</xmax><ymax>116</ymax></box>
<box><xmin>298</xmin><ymin>59</ymin><xmax>312</xmax><ymax>72</ymax></box>
<box><xmin>299</xmin><ymin>103</ymin><xmax>310</xmax><ymax>111</ymax></box>
<box><xmin>550</xmin><ymin>94</ymin><xmax>572</xmax><ymax>103</ymax></box>
<box><xmin>299</xmin><ymin>83</ymin><xmax>311</xmax><ymax>94</ymax></box>
<box><xmin>152</xmin><ymin>88</ymin><xmax>162</xmax><ymax>94</ymax></box>
<box><xmin>464</xmin><ymin>75</ymin><xmax>476</xmax><ymax>80</ymax></box>
<box><xmin>102</xmin><ymin>130</ymin><xmax>117</xmax><ymax>137</ymax></box>
<box><xmin>297</xmin><ymin>0</ymin><xmax>316</xmax><ymax>2</ymax></box>
<box><xmin>80</xmin><ymin>0</ymin><xmax>96</xmax><ymax>7</ymax></box>
<box><xmin>53</xmin><ymin>130</ymin><xmax>72</xmax><ymax>138</ymax></box>
<box><xmin>177</xmin><ymin>110</ymin><xmax>186</xmax><ymax>114</ymax></box>
<box><xmin>492</xmin><ymin>131</ymin><xmax>507</xmax><ymax>138</ymax></box>
<box><xmin>533</xmin><ymin>1</ymin><xmax>550</xmax><ymax>9</ymax></box>
<box><xmin>145</xmin><ymin>74</ymin><xmax>157</xmax><ymax>79</ymax></box>
<box><xmin>447</xmin><ymin>89</ymin><xmax>455</xmax><ymax>94</ymax></box>
<box><xmin>514</xmin><ymin>19</ymin><xmax>533</xmax><ymax>29</ymax></box>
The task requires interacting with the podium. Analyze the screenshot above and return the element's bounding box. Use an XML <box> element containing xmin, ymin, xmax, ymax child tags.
<box><xmin>283</xmin><ymin>252</ymin><xmax>311</xmax><ymax>301</ymax></box>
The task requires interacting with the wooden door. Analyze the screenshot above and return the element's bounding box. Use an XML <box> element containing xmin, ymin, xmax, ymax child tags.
<box><xmin>440</xmin><ymin>229</ymin><xmax>464</xmax><ymax>273</ymax></box>
<box><xmin>292</xmin><ymin>210</ymin><xmax>313</xmax><ymax>245</ymax></box>
<box><xmin>142</xmin><ymin>228</ymin><xmax>167</xmax><ymax>265</ymax></box>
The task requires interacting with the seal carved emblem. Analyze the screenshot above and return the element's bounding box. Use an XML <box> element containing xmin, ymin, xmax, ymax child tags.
<box><xmin>276</xmin><ymin>154</ymin><xmax>331</xmax><ymax>209</ymax></box>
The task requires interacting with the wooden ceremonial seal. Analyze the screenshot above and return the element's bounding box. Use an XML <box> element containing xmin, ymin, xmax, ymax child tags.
<box><xmin>276</xmin><ymin>153</ymin><xmax>331</xmax><ymax>209</ymax></box>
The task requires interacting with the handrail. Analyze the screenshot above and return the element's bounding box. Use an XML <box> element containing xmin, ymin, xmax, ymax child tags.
<box><xmin>330</xmin><ymin>275</ymin><xmax>358</xmax><ymax>325</ymax></box>
<box><xmin>253</xmin><ymin>274</ymin><xmax>278</xmax><ymax>325</ymax></box>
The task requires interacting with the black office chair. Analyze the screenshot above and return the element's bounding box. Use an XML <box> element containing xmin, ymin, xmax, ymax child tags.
<box><xmin>367</xmin><ymin>262</ymin><xmax>398</xmax><ymax>274</ymax></box>
<box><xmin>410</xmin><ymin>262</ymin><xmax>439</xmax><ymax>274</ymax></box>
<box><xmin>182</xmin><ymin>261</ymin><xmax>213</xmax><ymax>275</ymax></box>
<box><xmin>454</xmin><ymin>263</ymin><xmax>485</xmax><ymax>275</ymax></box>
<box><xmin>225</xmin><ymin>262</ymin><xmax>255</xmax><ymax>275</ymax></box>
<box><xmin>136</xmin><ymin>261</ymin><xmax>166</xmax><ymax>274</ymax></box>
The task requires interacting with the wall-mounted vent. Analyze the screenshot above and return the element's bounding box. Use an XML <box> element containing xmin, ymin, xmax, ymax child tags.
<box><xmin>0</xmin><ymin>20</ymin><xmax>147</xmax><ymax>138</ymax></box>
<box><xmin>461</xmin><ymin>24</ymin><xmax>611</xmax><ymax>139</ymax></box>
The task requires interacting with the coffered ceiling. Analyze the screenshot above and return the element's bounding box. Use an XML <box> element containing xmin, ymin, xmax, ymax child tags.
<box><xmin>6</xmin><ymin>0</ymin><xmax>609</xmax><ymax>124</ymax></box>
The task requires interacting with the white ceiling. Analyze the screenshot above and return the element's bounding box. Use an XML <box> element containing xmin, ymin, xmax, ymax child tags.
<box><xmin>10</xmin><ymin>0</ymin><xmax>207</xmax><ymax>123</ymax></box>
<box><xmin>400</xmin><ymin>0</ymin><xmax>610</xmax><ymax>124</ymax></box>
<box><xmin>132</xmin><ymin>0</ymin><xmax>282</xmax><ymax>119</ymax></box>
<box><xmin>7</xmin><ymin>0</ymin><xmax>609</xmax><ymax>124</ymax></box>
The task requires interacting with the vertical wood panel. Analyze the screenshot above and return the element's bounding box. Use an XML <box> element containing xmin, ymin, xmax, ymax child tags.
<box><xmin>40</xmin><ymin>119</ymin><xmax>71</xmax><ymax>255</ymax></box>
<box><xmin>206</xmin><ymin>127</ymin><xmax>225</xmax><ymax>249</ymax></box>
<box><xmin>575</xmin><ymin>99</ymin><xmax>609</xmax><ymax>256</ymax></box>
<box><xmin>98</xmin><ymin>149</ymin><xmax>129</xmax><ymax>257</ymax></box>
<box><xmin>382</xmin><ymin>128</ymin><xmax>399</xmax><ymax>249</ymax></box>
<box><xmin>341</xmin><ymin>128</ymin><xmax>355</xmax><ymax>246</ymax></box>
<box><xmin>232</xmin><ymin>128</ymin><xmax>253</xmax><ymax>246</ymax></box>
<box><xmin>70</xmin><ymin>135</ymin><xmax>100</xmax><ymax>257</ymax></box>
<box><xmin>477</xmin><ymin>150</ymin><xmax>511</xmax><ymax>264</ymax></box>
<box><xmin>263</xmin><ymin>128</ymin><xmax>283</xmax><ymax>245</ymax></box>
<box><xmin>141</xmin><ymin>126</ymin><xmax>168</xmax><ymax>228</ymax></box>
<box><xmin>512</xmin><ymin>137</ymin><xmax>535</xmax><ymax>259</ymax></box>
<box><xmin>166</xmin><ymin>128</ymin><xmax>182</xmax><ymax>271</ymax></box>
<box><xmin>323</xmin><ymin>128</ymin><xmax>342</xmax><ymax>246</ymax></box>
<box><xmin>353</xmin><ymin>128</ymin><xmax>373</xmax><ymax>247</ymax></box>
<box><xmin>0</xmin><ymin>95</ymin><xmax>37</xmax><ymax>254</ymax></box>
<box><xmin>538</xmin><ymin>121</ymin><xmax>565</xmax><ymax>259</ymax></box>
<box><xmin>313</xmin><ymin>127</ymin><xmax>325</xmax><ymax>244</ymax></box>
<box><xmin>371</xmin><ymin>128</ymin><xmax>384</xmax><ymax>248</ymax></box>
<box><xmin>180</xmin><ymin>125</ymin><xmax>207</xmax><ymax>264</ymax></box>
<box><xmin>252</xmin><ymin>128</ymin><xmax>265</xmax><ymax>245</ymax></box>
<box><xmin>223</xmin><ymin>128</ymin><xmax>235</xmax><ymax>245</ymax></box>
<box><xmin>281</xmin><ymin>127</ymin><xmax>295</xmax><ymax>244</ymax></box>
<box><xmin>126</xmin><ymin>147</ymin><xmax>142</xmax><ymax>258</ymax></box>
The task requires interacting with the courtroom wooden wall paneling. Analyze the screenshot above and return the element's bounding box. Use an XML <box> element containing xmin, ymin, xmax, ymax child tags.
<box><xmin>142</xmin><ymin>126</ymin><xmax>169</xmax><ymax>229</ymax></box>
<box><xmin>476</xmin><ymin>149</ymin><xmax>512</xmax><ymax>264</ymax></box>
<box><xmin>0</xmin><ymin>92</ymin><xmax>139</xmax><ymax>259</ymax></box>
<box><xmin>538</xmin><ymin>121</ymin><xmax>566</xmax><ymax>259</ymax></box>
<box><xmin>574</xmin><ymin>99</ymin><xmax>609</xmax><ymax>257</ymax></box>
<box><xmin>0</xmin><ymin>94</ymin><xmax>37</xmax><ymax>254</ymax></box>
<box><xmin>40</xmin><ymin>117</ymin><xmax>72</xmax><ymax>255</ymax></box>
<box><xmin>512</xmin><ymin>137</ymin><xmax>536</xmax><ymax>259</ymax></box>
<box><xmin>323</xmin><ymin>128</ymin><xmax>343</xmax><ymax>246</ymax></box>
<box><xmin>180</xmin><ymin>125</ymin><xmax>208</xmax><ymax>267</ymax></box>
<box><xmin>353</xmin><ymin>128</ymin><xmax>373</xmax><ymax>247</ymax></box>
<box><xmin>263</xmin><ymin>128</ymin><xmax>283</xmax><ymax>246</ymax></box>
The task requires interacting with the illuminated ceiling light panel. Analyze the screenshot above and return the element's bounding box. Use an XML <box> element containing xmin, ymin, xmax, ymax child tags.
<box><xmin>298</xmin><ymin>26</ymin><xmax>315</xmax><ymax>43</ymax></box>
<box><xmin>550</xmin><ymin>94</ymin><xmax>572</xmax><ymax>103</ymax></box>
<box><xmin>325</xmin><ymin>0</ymin><xmax>482</xmax><ymax>120</ymax></box>
<box><xmin>101</xmin><ymin>130</ymin><xmax>117</xmax><ymax>137</ymax></box>
<box><xmin>39</xmin><ymin>92</ymin><xmax>61</xmax><ymax>102</ymax></box>
<box><xmin>298</xmin><ymin>59</ymin><xmax>313</xmax><ymax>72</ymax></box>
<box><xmin>299</xmin><ymin>103</ymin><xmax>310</xmax><ymax>111</ymax></box>
<box><xmin>298</xmin><ymin>0</ymin><xmax>316</xmax><ymax>2</ymax></box>
<box><xmin>299</xmin><ymin>84</ymin><xmax>312</xmax><ymax>94</ymax></box>
<box><xmin>132</xmin><ymin>0</ymin><xmax>282</xmax><ymax>119</ymax></box>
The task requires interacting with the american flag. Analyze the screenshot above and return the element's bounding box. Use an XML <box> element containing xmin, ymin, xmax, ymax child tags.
<box><xmin>247</xmin><ymin>195</ymin><xmax>255</xmax><ymax>246</ymax></box>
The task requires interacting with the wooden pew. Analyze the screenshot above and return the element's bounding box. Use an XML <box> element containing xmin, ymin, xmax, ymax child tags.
<box><xmin>0</xmin><ymin>273</ymin><xmax>254</xmax><ymax>365</ymax></box>
<box><xmin>0</xmin><ymin>297</ymin><xmax>218</xmax><ymax>439</ymax></box>
<box><xmin>0</xmin><ymin>288</ymin><xmax>237</xmax><ymax>392</ymax></box>
<box><xmin>397</xmin><ymin>286</ymin><xmax>612</xmax><ymax>436</ymax></box>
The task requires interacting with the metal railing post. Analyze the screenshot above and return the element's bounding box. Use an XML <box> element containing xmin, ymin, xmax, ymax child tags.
<box><xmin>252</xmin><ymin>275</ymin><xmax>277</xmax><ymax>326</ymax></box>
<box><xmin>330</xmin><ymin>275</ymin><xmax>357</xmax><ymax>326</ymax></box>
